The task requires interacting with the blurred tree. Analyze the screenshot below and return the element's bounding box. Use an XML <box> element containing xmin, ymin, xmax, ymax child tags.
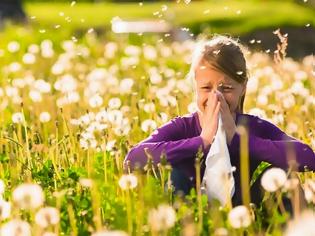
<box><xmin>0</xmin><ymin>0</ymin><xmax>27</xmax><ymax>23</ymax></box>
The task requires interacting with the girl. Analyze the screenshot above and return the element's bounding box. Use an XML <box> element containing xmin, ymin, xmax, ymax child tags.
<box><xmin>124</xmin><ymin>35</ymin><xmax>315</xmax><ymax>206</ymax></box>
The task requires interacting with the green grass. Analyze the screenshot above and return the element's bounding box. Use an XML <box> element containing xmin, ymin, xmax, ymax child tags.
<box><xmin>24</xmin><ymin>0</ymin><xmax>315</xmax><ymax>35</ymax></box>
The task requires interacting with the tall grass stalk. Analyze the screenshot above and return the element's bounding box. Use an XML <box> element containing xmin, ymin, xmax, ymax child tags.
<box><xmin>238</xmin><ymin>126</ymin><xmax>251</xmax><ymax>207</ymax></box>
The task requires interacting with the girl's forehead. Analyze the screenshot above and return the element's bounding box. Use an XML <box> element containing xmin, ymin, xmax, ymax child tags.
<box><xmin>195</xmin><ymin>65</ymin><xmax>233</xmax><ymax>84</ymax></box>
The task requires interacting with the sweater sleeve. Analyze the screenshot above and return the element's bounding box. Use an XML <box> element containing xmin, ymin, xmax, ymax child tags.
<box><xmin>124</xmin><ymin>117</ymin><xmax>209</xmax><ymax>170</ymax></box>
<box><xmin>228</xmin><ymin>116</ymin><xmax>315</xmax><ymax>171</ymax></box>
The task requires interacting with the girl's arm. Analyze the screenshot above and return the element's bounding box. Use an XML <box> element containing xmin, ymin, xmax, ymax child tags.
<box><xmin>228</xmin><ymin>116</ymin><xmax>315</xmax><ymax>171</ymax></box>
<box><xmin>124</xmin><ymin>117</ymin><xmax>209</xmax><ymax>170</ymax></box>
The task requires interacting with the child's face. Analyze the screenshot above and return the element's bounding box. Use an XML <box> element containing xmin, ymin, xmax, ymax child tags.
<box><xmin>194</xmin><ymin>62</ymin><xmax>246</xmax><ymax>115</ymax></box>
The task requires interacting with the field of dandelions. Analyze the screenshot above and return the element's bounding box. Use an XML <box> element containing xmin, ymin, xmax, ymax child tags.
<box><xmin>0</xmin><ymin>22</ymin><xmax>314</xmax><ymax>236</ymax></box>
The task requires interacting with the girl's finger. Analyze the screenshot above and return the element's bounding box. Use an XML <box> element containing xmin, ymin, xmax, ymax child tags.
<box><xmin>216</xmin><ymin>91</ymin><xmax>229</xmax><ymax>110</ymax></box>
<box><xmin>213</xmin><ymin>101</ymin><xmax>221</xmax><ymax>118</ymax></box>
<box><xmin>207</xmin><ymin>92</ymin><xmax>218</xmax><ymax>114</ymax></box>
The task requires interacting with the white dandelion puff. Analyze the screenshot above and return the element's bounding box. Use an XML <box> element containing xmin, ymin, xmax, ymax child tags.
<box><xmin>12</xmin><ymin>112</ymin><xmax>25</xmax><ymax>124</ymax></box>
<box><xmin>7</xmin><ymin>41</ymin><xmax>20</xmax><ymax>53</ymax></box>
<box><xmin>148</xmin><ymin>204</ymin><xmax>176</xmax><ymax>231</ymax></box>
<box><xmin>261</xmin><ymin>168</ymin><xmax>287</xmax><ymax>192</ymax></box>
<box><xmin>1</xmin><ymin>219</ymin><xmax>31</xmax><ymax>236</ymax></box>
<box><xmin>118</xmin><ymin>174</ymin><xmax>138</xmax><ymax>190</ymax></box>
<box><xmin>39</xmin><ymin>112</ymin><xmax>51</xmax><ymax>123</ymax></box>
<box><xmin>12</xmin><ymin>183</ymin><xmax>45</xmax><ymax>210</ymax></box>
<box><xmin>228</xmin><ymin>205</ymin><xmax>252</xmax><ymax>228</ymax></box>
<box><xmin>141</xmin><ymin>119</ymin><xmax>157</xmax><ymax>133</ymax></box>
<box><xmin>35</xmin><ymin>207</ymin><xmax>60</xmax><ymax>228</ymax></box>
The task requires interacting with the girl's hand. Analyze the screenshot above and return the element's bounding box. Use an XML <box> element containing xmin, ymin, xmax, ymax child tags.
<box><xmin>216</xmin><ymin>90</ymin><xmax>237</xmax><ymax>145</ymax></box>
<box><xmin>199</xmin><ymin>91</ymin><xmax>221</xmax><ymax>148</ymax></box>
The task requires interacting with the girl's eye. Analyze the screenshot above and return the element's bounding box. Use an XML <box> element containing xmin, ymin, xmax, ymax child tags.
<box><xmin>218</xmin><ymin>85</ymin><xmax>233</xmax><ymax>92</ymax></box>
<box><xmin>201</xmin><ymin>86</ymin><xmax>211</xmax><ymax>90</ymax></box>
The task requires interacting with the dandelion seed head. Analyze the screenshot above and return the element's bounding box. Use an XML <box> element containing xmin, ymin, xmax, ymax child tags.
<box><xmin>39</xmin><ymin>112</ymin><xmax>51</xmax><ymax>123</ymax></box>
<box><xmin>228</xmin><ymin>205</ymin><xmax>252</xmax><ymax>228</ymax></box>
<box><xmin>1</xmin><ymin>219</ymin><xmax>31</xmax><ymax>236</ymax></box>
<box><xmin>7</xmin><ymin>41</ymin><xmax>20</xmax><ymax>53</ymax></box>
<box><xmin>285</xmin><ymin>210</ymin><xmax>315</xmax><ymax>236</ymax></box>
<box><xmin>261</xmin><ymin>168</ymin><xmax>287</xmax><ymax>192</ymax></box>
<box><xmin>118</xmin><ymin>174</ymin><xmax>138</xmax><ymax>190</ymax></box>
<box><xmin>12</xmin><ymin>112</ymin><xmax>25</xmax><ymax>124</ymax></box>
<box><xmin>0</xmin><ymin>199</ymin><xmax>11</xmax><ymax>220</ymax></box>
<box><xmin>13</xmin><ymin>183</ymin><xmax>44</xmax><ymax>209</ymax></box>
<box><xmin>35</xmin><ymin>207</ymin><xmax>60</xmax><ymax>228</ymax></box>
<box><xmin>141</xmin><ymin>119</ymin><xmax>157</xmax><ymax>133</ymax></box>
<box><xmin>148</xmin><ymin>204</ymin><xmax>176</xmax><ymax>231</ymax></box>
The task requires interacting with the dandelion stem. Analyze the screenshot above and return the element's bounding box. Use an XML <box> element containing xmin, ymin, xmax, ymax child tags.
<box><xmin>238</xmin><ymin>126</ymin><xmax>251</xmax><ymax>207</ymax></box>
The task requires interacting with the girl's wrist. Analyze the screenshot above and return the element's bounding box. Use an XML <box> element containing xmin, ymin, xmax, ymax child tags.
<box><xmin>200</xmin><ymin>133</ymin><xmax>214</xmax><ymax>149</ymax></box>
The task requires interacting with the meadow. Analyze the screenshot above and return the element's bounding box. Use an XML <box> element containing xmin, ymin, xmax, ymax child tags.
<box><xmin>0</xmin><ymin>1</ymin><xmax>315</xmax><ymax>236</ymax></box>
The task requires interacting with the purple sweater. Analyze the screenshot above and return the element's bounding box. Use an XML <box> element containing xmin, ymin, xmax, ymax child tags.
<box><xmin>124</xmin><ymin>112</ymin><xmax>315</xmax><ymax>202</ymax></box>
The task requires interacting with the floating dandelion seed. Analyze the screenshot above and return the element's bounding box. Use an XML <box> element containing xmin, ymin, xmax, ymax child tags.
<box><xmin>59</xmin><ymin>12</ymin><xmax>64</xmax><ymax>17</ymax></box>
<box><xmin>70</xmin><ymin>1</ymin><xmax>76</xmax><ymax>7</ymax></box>
<box><xmin>236</xmin><ymin>71</ymin><xmax>244</xmax><ymax>75</ymax></box>
<box><xmin>236</xmin><ymin>10</ymin><xmax>241</xmax><ymax>15</ymax></box>
<box><xmin>139</xmin><ymin>2</ymin><xmax>143</xmax><ymax>6</ymax></box>
<box><xmin>213</xmin><ymin>50</ymin><xmax>220</xmax><ymax>55</ymax></box>
<box><xmin>65</xmin><ymin>16</ymin><xmax>72</xmax><ymax>23</ymax></box>
<box><xmin>30</xmin><ymin>16</ymin><xmax>36</xmax><ymax>20</ymax></box>
<box><xmin>203</xmin><ymin>9</ymin><xmax>210</xmax><ymax>14</ymax></box>
<box><xmin>161</xmin><ymin>5</ymin><xmax>168</xmax><ymax>11</ymax></box>
<box><xmin>223</xmin><ymin>6</ymin><xmax>229</xmax><ymax>10</ymax></box>
<box><xmin>54</xmin><ymin>24</ymin><xmax>60</xmax><ymax>29</ymax></box>
<box><xmin>250</xmin><ymin>39</ymin><xmax>255</xmax><ymax>44</ymax></box>
<box><xmin>184</xmin><ymin>0</ymin><xmax>191</xmax><ymax>4</ymax></box>
<box><xmin>87</xmin><ymin>28</ymin><xmax>94</xmax><ymax>34</ymax></box>
<box><xmin>71</xmin><ymin>36</ymin><xmax>78</xmax><ymax>42</ymax></box>
<box><xmin>306</xmin><ymin>23</ymin><xmax>310</xmax><ymax>27</ymax></box>
<box><xmin>39</xmin><ymin>29</ymin><xmax>46</xmax><ymax>34</ymax></box>
<box><xmin>257</xmin><ymin>40</ymin><xmax>261</xmax><ymax>43</ymax></box>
